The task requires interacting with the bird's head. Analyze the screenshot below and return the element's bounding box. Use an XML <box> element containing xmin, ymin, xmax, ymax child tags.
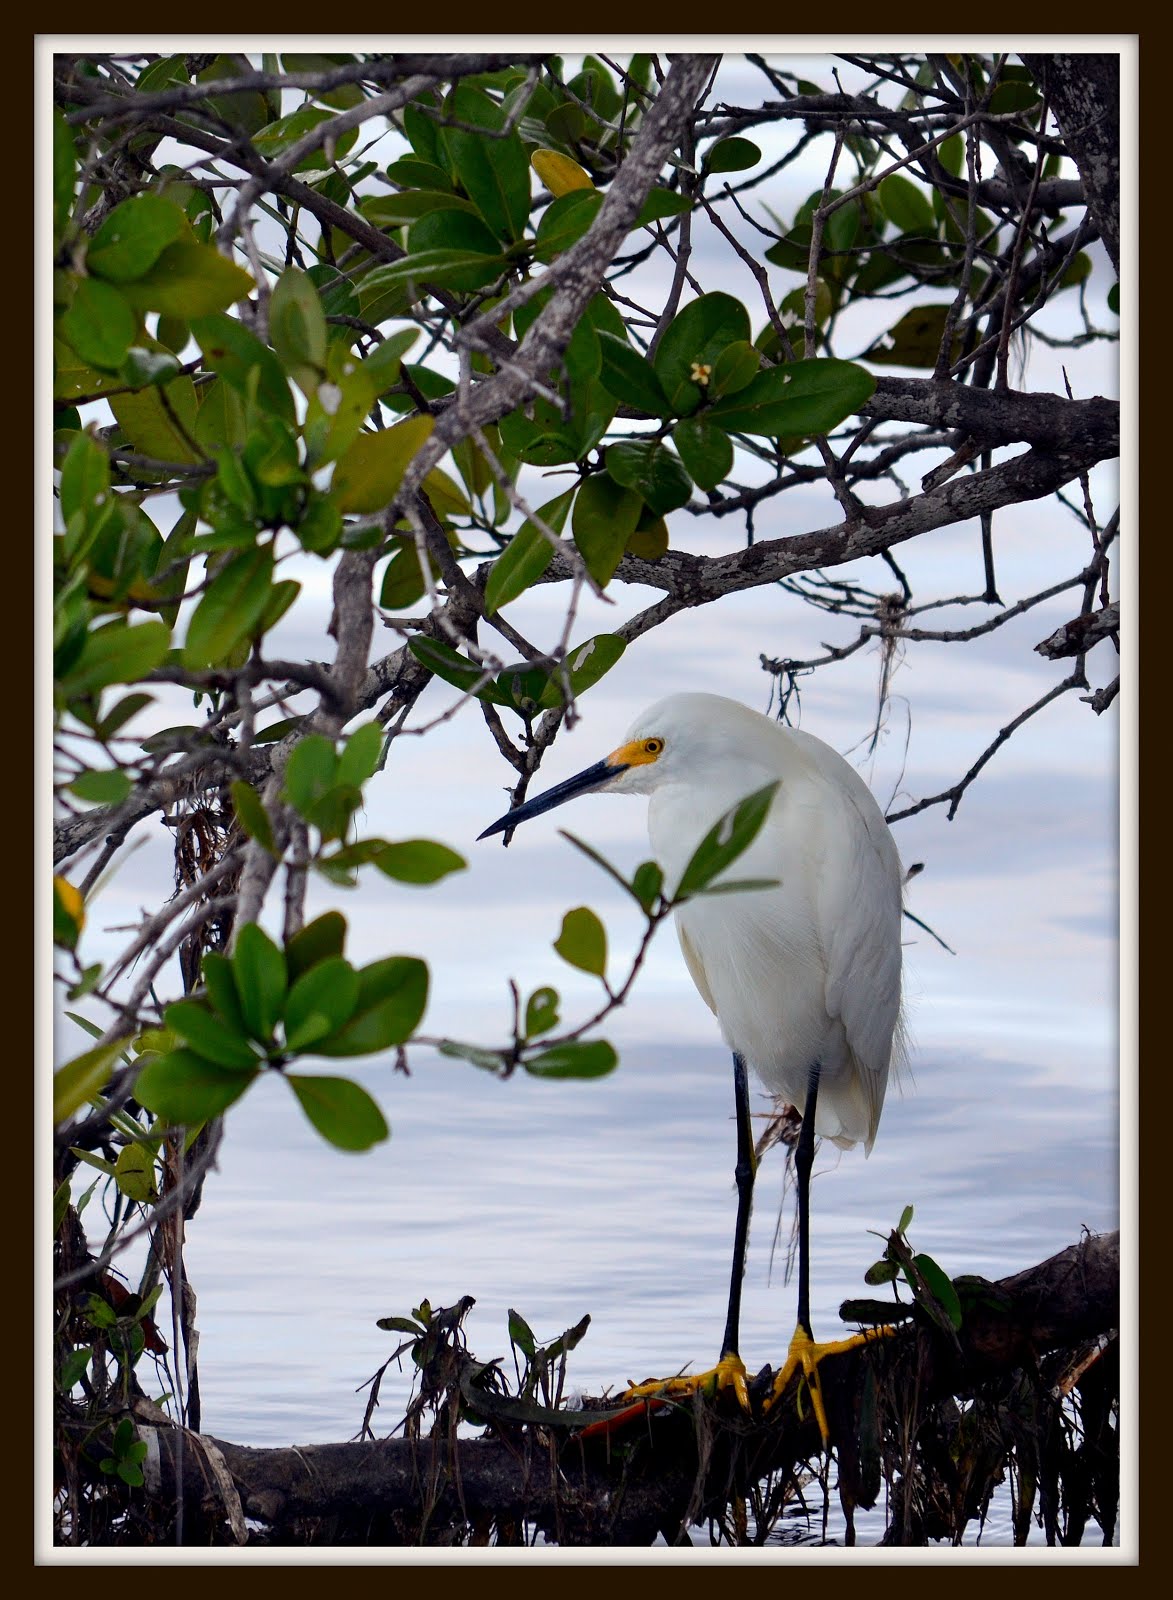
<box><xmin>477</xmin><ymin>693</ymin><xmax>756</xmax><ymax>841</ymax></box>
<box><xmin>477</xmin><ymin>721</ymin><xmax>670</xmax><ymax>842</ymax></box>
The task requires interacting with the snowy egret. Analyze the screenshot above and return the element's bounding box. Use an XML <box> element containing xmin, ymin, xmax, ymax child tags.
<box><xmin>479</xmin><ymin>691</ymin><xmax>904</xmax><ymax>1435</ymax></box>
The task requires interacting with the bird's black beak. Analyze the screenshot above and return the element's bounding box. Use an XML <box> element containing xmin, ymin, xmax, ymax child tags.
<box><xmin>478</xmin><ymin>758</ymin><xmax>627</xmax><ymax>841</ymax></box>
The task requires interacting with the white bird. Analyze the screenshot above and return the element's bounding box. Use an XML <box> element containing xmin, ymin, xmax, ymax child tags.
<box><xmin>479</xmin><ymin>691</ymin><xmax>904</xmax><ymax>1435</ymax></box>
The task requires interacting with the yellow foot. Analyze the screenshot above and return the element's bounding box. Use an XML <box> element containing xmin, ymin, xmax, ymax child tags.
<box><xmin>766</xmin><ymin>1324</ymin><xmax>896</xmax><ymax>1445</ymax></box>
<box><xmin>622</xmin><ymin>1352</ymin><xmax>751</xmax><ymax>1413</ymax></box>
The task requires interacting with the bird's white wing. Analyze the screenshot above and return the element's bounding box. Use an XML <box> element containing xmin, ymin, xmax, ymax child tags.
<box><xmin>795</xmin><ymin>735</ymin><xmax>905</xmax><ymax>1134</ymax></box>
<box><xmin>676</xmin><ymin>919</ymin><xmax>718</xmax><ymax>1017</ymax></box>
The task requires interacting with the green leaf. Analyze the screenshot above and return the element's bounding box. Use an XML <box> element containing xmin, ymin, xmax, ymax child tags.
<box><xmin>378</xmin><ymin>541</ymin><xmax>436</xmax><ymax>610</ymax></box>
<box><xmin>878</xmin><ymin>173</ymin><xmax>935</xmax><ymax>235</ymax></box>
<box><xmin>53</xmin><ymin>107</ymin><xmax>76</xmax><ymax>244</ymax></box>
<box><xmin>286</xmin><ymin>1074</ymin><xmax>389</xmax><ymax>1151</ymax></box>
<box><xmin>163</xmin><ymin>998</ymin><xmax>260</xmax><ymax>1070</ymax></box>
<box><xmin>937</xmin><ymin>134</ymin><xmax>964</xmax><ymax>178</ymax></box>
<box><xmin>372</xmin><ymin>840</ymin><xmax>467</xmax><ymax>884</ymax></box>
<box><xmin>671</xmin><ymin>415</ymin><xmax>733</xmax><ymax>490</ymax></box>
<box><xmin>66</xmin><ymin>964</ymin><xmax>104</xmax><ymax>1003</ymax></box>
<box><xmin>61</xmin><ymin>620</ymin><xmax>171</xmax><ymax>700</ymax></box>
<box><xmin>571</xmin><ymin>473</ymin><xmax>642</xmax><ymax>586</ymax></box>
<box><xmin>201</xmin><ymin>952</ymin><xmax>247</xmax><ymax>1033</ymax></box>
<box><xmin>709</xmin><ymin>340</ymin><xmax>761</xmax><ymax>399</ymax></box>
<box><xmin>604</xmin><ymin>439</ymin><xmax>692</xmax><ymax>516</ymax></box>
<box><xmin>864</xmin><ymin>305</ymin><xmax>960</xmax><ymax>370</ymax></box>
<box><xmin>508</xmin><ymin>1308</ymin><xmax>537</xmax><ymax>1358</ymax></box>
<box><xmin>182</xmin><ymin>545</ymin><xmax>275</xmax><ymax>669</ymax></box>
<box><xmin>121</xmin><ymin>241</ymin><xmax>254</xmax><ymax>317</ymax></box>
<box><xmin>596</xmin><ymin>331</ymin><xmax>672</xmax><ymax>416</ymax></box>
<box><xmin>625</xmin><ymin>513</ymin><xmax>668</xmax><ymax>561</ymax></box>
<box><xmin>377</xmin><ymin>1313</ymin><xmax>427</xmax><ymax>1336</ymax></box>
<box><xmin>384</xmin><ymin>155</ymin><xmax>454</xmax><ymax>191</ymax></box>
<box><xmin>366</xmin><ymin>246</ymin><xmax>506</xmax><ymax>294</ymax></box>
<box><xmin>706</xmin><ymin>357</ymin><xmax>876</xmax><ymax>437</ymax></box>
<box><xmin>653</xmin><ymin>292</ymin><xmax>751</xmax><ymax>415</ymax></box>
<box><xmin>533</xmin><ymin>189</ymin><xmax>602</xmax><ymax>262</ymax></box>
<box><xmin>484</xmin><ymin>488</ymin><xmax>574</xmax><ymax>614</ymax></box>
<box><xmin>54</xmin><ymin>1040</ymin><xmax>125</xmax><ymax>1124</ymax></box>
<box><xmin>230</xmin><ymin>780</ymin><xmax>276</xmax><ymax>854</ymax></box>
<box><xmin>537</xmin><ymin>633</ymin><xmax>626</xmax><ymax>708</ymax></box>
<box><xmin>285</xmin><ymin>912</ymin><xmax>348</xmax><ymax>983</ymax></box>
<box><xmin>59</xmin><ymin>278</ymin><xmax>136</xmax><ymax>371</ymax></box>
<box><xmin>442</xmin><ymin>83</ymin><xmax>532</xmax><ymax>243</ymax></box>
<box><xmin>59</xmin><ymin>1346</ymin><xmax>94</xmax><ymax>1392</ymax></box>
<box><xmin>361</xmin><ymin>326</ymin><xmax>420</xmax><ymax>395</ymax></box>
<box><xmin>337</xmin><ymin>721</ymin><xmax>384</xmax><ymax>789</ymax></box>
<box><xmin>114</xmin><ymin>1143</ymin><xmax>158</xmax><ymax>1203</ymax></box>
<box><xmin>553</xmin><ymin>907</ymin><xmax>607</xmax><ymax>977</ymax></box>
<box><xmin>134</xmin><ymin>1049</ymin><xmax>257</xmax><ymax>1124</ymax></box>
<box><xmin>897</xmin><ymin>1204</ymin><xmax>915</xmax><ymax>1234</ymax></box>
<box><xmin>401</xmin><ymin>221</ymin><xmax>508</xmax><ymax>294</ymax></box>
<box><xmin>437</xmin><ymin>1039</ymin><xmax>508</xmax><ymax>1072</ymax></box>
<box><xmin>988</xmin><ymin>78</ymin><xmax>1041</xmax><ymax>115</ymax></box>
<box><xmin>864</xmin><ymin>1259</ymin><xmax>899</xmax><ymax>1286</ymax></box>
<box><xmin>1107</xmin><ymin>282</ymin><xmax>1119</xmax><ymax>315</ymax></box>
<box><xmin>524</xmin><ymin>986</ymin><xmax>560</xmax><ymax>1038</ymax></box>
<box><xmin>231</xmin><ymin>922</ymin><xmax>288</xmax><ymax>1043</ymax></box>
<box><xmin>525</xmin><ymin>1040</ymin><xmax>618</xmax><ymax>1080</ymax></box>
<box><xmin>333</xmin><ymin>415</ymin><xmax>435</xmax><ymax>514</ymax></box>
<box><xmin>408</xmin><ymin>636</ymin><xmax>503</xmax><ymax>701</ymax></box>
<box><xmin>282</xmin><ymin>734</ymin><xmax>338</xmax><ymax>819</ymax></box>
<box><xmin>363</xmin><ymin>190</ymin><xmax>477</xmax><ymax>228</ymax></box>
<box><xmin>296</xmin><ymin>494</ymin><xmax>342</xmax><ymax>555</ymax></box>
<box><xmin>119</xmin><ymin>347</ymin><xmax>182</xmax><ymax>388</ymax></box>
<box><xmin>910</xmin><ymin>1253</ymin><xmax>963</xmax><ymax>1331</ymax></box>
<box><xmin>68</xmin><ymin>768</ymin><xmax>132</xmax><ymax>806</ymax></box>
<box><xmin>270</xmin><ymin>266</ymin><xmax>328</xmax><ymax>389</ymax></box>
<box><xmin>316</xmin><ymin>956</ymin><xmax>429</xmax><ymax>1056</ymax></box>
<box><xmin>674</xmin><ymin>781</ymin><xmax>780</xmax><ymax>899</ymax></box>
<box><xmin>59</xmin><ymin>429</ymin><xmax>110</xmax><ymax>527</ymax></box>
<box><xmin>190</xmin><ymin>313</ymin><xmax>294</xmax><ymax>426</ymax></box>
<box><xmin>109</xmin><ymin>373</ymin><xmax>201</xmax><ymax>465</ymax></box>
<box><xmin>253</xmin><ymin>104</ymin><xmax>358</xmax><ymax>168</ymax></box>
<box><xmin>631</xmin><ymin>860</ymin><xmax>663</xmax><ymax>913</ymax></box>
<box><xmin>704</xmin><ymin>137</ymin><xmax>761</xmax><ymax>174</ymax></box>
<box><xmin>283</xmin><ymin>957</ymin><xmax>360</xmax><ymax>1051</ymax></box>
<box><xmin>86</xmin><ymin>195</ymin><xmax>188</xmax><ymax>282</ymax></box>
<box><xmin>634</xmin><ymin>189</ymin><xmax>693</xmax><ymax>226</ymax></box>
<box><xmin>54</xmin><ymin>334</ymin><xmax>122</xmax><ymax>403</ymax></box>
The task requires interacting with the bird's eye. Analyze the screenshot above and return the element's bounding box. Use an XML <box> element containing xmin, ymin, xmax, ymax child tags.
<box><xmin>643</xmin><ymin>738</ymin><xmax>664</xmax><ymax>756</ymax></box>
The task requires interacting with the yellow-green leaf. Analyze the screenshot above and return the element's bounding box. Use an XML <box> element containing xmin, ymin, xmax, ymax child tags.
<box><xmin>553</xmin><ymin>906</ymin><xmax>607</xmax><ymax>977</ymax></box>
<box><xmin>531</xmin><ymin>148</ymin><xmax>595</xmax><ymax>197</ymax></box>
<box><xmin>121</xmin><ymin>241</ymin><xmax>254</xmax><ymax>318</ymax></box>
<box><xmin>333</xmin><ymin>415</ymin><xmax>435</xmax><ymax>514</ymax></box>
<box><xmin>54</xmin><ymin>1039</ymin><xmax>125</xmax><ymax>1124</ymax></box>
<box><xmin>110</xmin><ymin>374</ymin><xmax>201</xmax><ymax>466</ymax></box>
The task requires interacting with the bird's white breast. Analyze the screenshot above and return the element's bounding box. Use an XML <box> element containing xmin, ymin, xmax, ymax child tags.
<box><xmin>647</xmin><ymin>727</ymin><xmax>902</xmax><ymax>1152</ymax></box>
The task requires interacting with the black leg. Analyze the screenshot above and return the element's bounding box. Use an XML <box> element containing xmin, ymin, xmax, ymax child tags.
<box><xmin>794</xmin><ymin>1061</ymin><xmax>821</xmax><ymax>1338</ymax></box>
<box><xmin>721</xmin><ymin>1051</ymin><xmax>755</xmax><ymax>1360</ymax></box>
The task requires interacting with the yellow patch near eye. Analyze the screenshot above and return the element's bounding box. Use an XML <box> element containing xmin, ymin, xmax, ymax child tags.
<box><xmin>608</xmin><ymin>737</ymin><xmax>663</xmax><ymax>768</ymax></box>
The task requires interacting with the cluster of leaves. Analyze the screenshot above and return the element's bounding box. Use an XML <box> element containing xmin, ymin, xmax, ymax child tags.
<box><xmin>854</xmin><ymin>1204</ymin><xmax>964</xmax><ymax>1335</ymax></box>
<box><xmin>59</xmin><ymin>911</ymin><xmax>427</xmax><ymax>1152</ymax></box>
<box><xmin>372</xmin><ymin>1292</ymin><xmax>595</xmax><ymax>1438</ymax></box>
<box><xmin>52</xmin><ymin>57</ymin><xmax>885</xmax><ymax>771</ymax></box>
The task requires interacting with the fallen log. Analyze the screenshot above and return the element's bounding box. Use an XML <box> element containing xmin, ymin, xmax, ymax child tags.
<box><xmin>119</xmin><ymin>1229</ymin><xmax>1118</xmax><ymax>1547</ymax></box>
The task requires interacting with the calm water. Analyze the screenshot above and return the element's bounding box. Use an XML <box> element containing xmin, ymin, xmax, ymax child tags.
<box><xmin>171</xmin><ymin>1032</ymin><xmax>1119</xmax><ymax>1548</ymax></box>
